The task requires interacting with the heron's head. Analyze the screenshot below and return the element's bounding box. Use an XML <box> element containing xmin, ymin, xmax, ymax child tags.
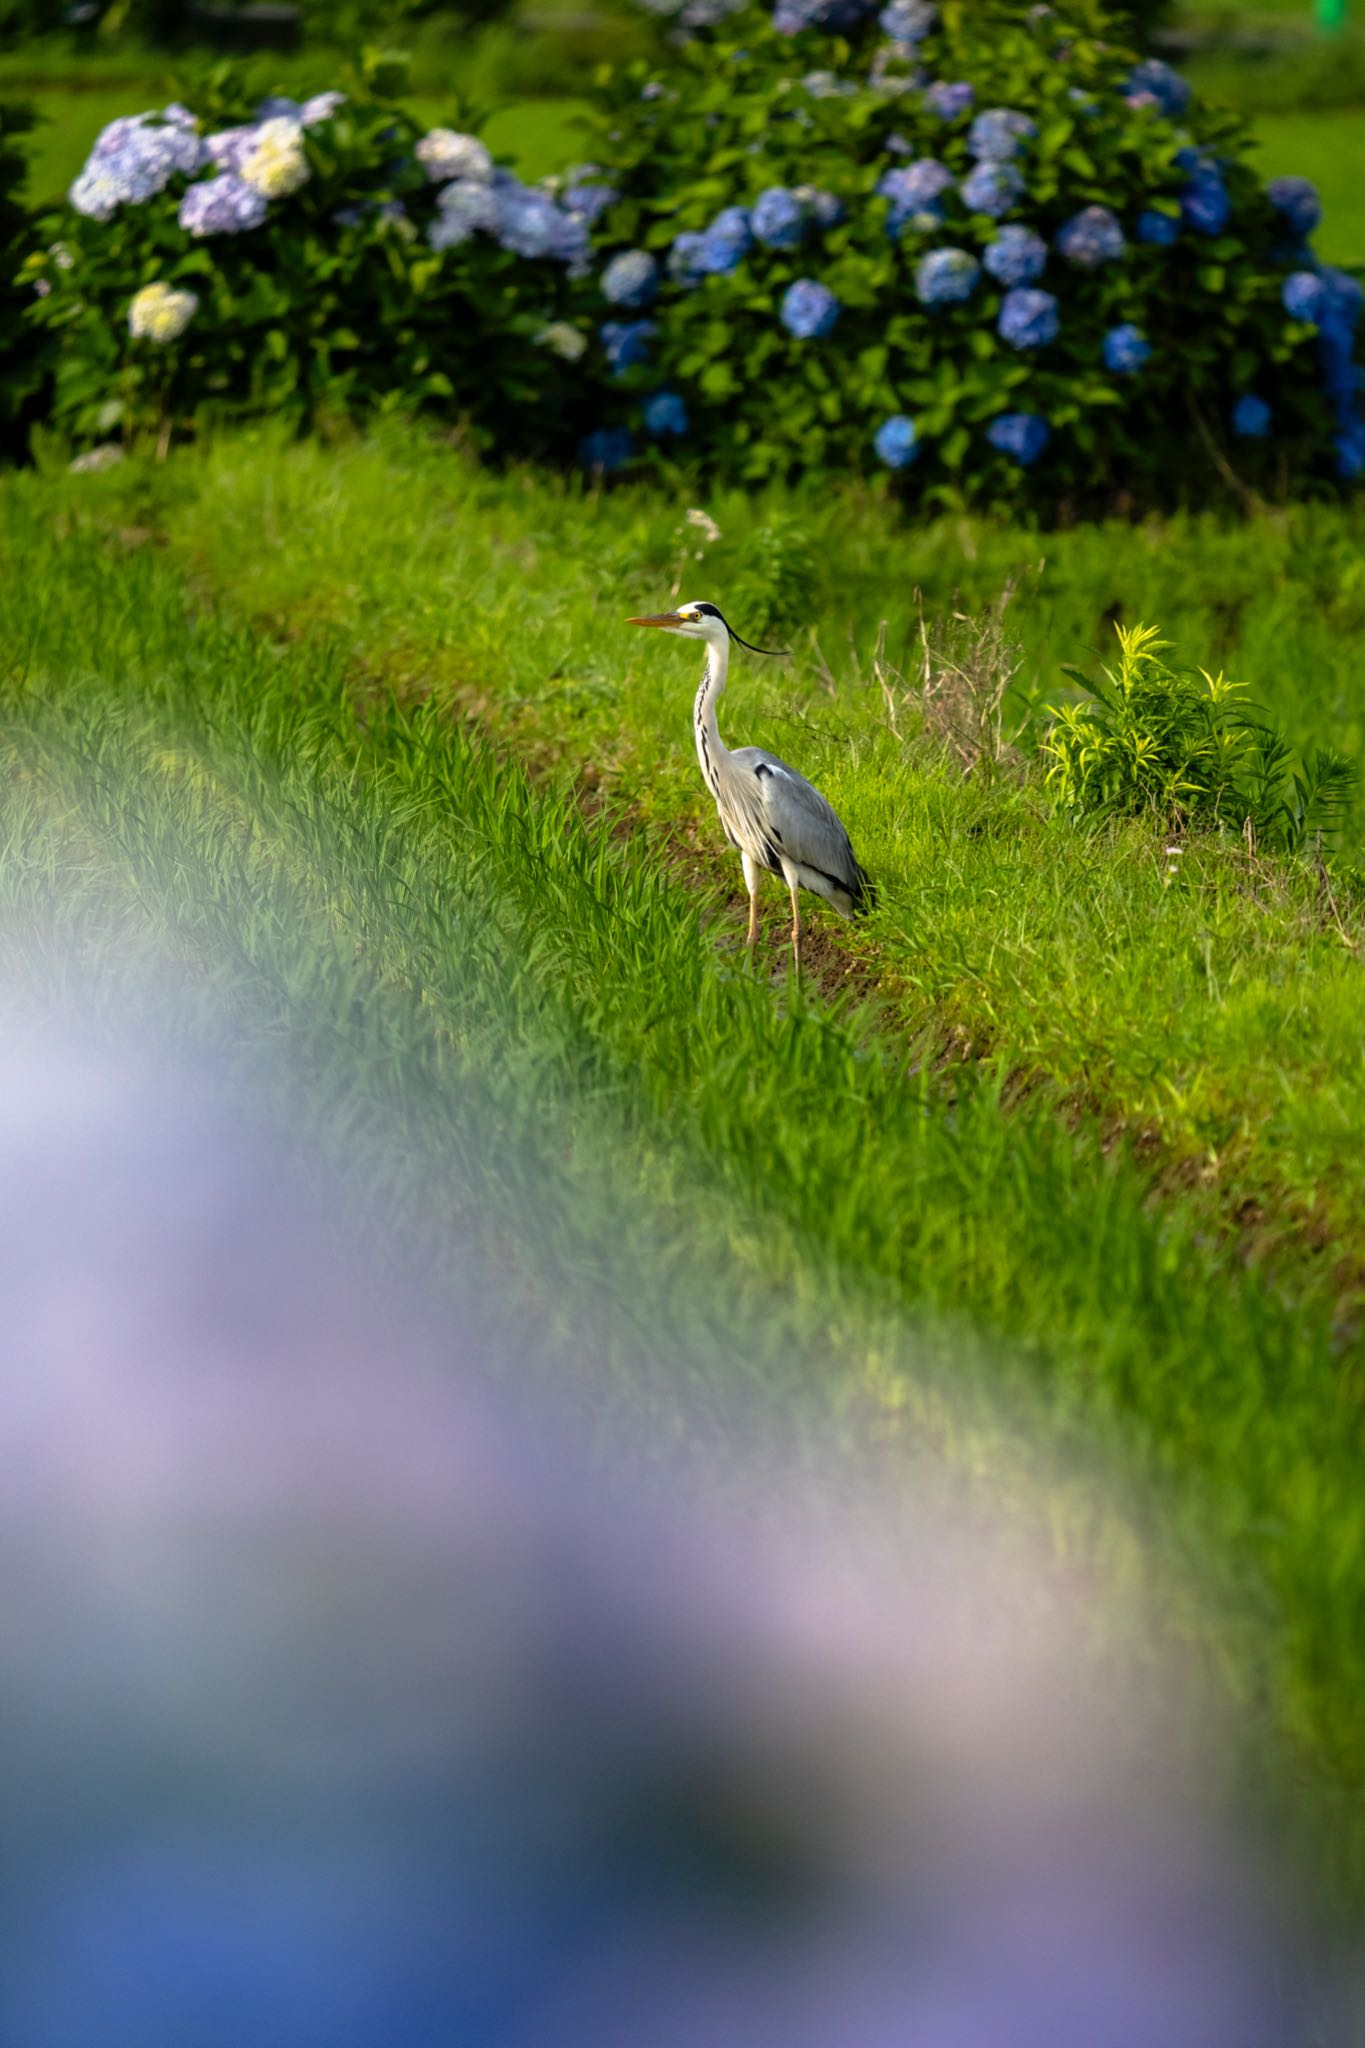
<box><xmin>626</xmin><ymin>601</ymin><xmax>787</xmax><ymax>656</ymax></box>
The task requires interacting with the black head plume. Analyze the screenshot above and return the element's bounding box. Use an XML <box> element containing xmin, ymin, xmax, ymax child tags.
<box><xmin>693</xmin><ymin>601</ymin><xmax>789</xmax><ymax>657</ymax></box>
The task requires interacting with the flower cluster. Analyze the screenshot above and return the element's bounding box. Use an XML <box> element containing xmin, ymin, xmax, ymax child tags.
<box><xmin>923</xmin><ymin>80</ymin><xmax>974</xmax><ymax>121</ymax></box>
<box><xmin>1055</xmin><ymin>205</ymin><xmax>1124</xmax><ymax>267</ymax></box>
<box><xmin>1266</xmin><ymin>176</ymin><xmax>1321</xmax><ymax>243</ymax></box>
<box><xmin>240</xmin><ymin>117</ymin><xmax>310</xmax><ymax>200</ymax></box>
<box><xmin>601</xmin><ymin>318</ymin><xmax>657</xmax><ymax>372</ymax></box>
<box><xmin>1122</xmin><ymin>59</ymin><xmax>1189</xmax><ymax>117</ymax></box>
<box><xmin>998</xmin><ymin>287</ymin><xmax>1058</xmax><ymax>349</ymax></box>
<box><xmin>70</xmin><ymin>107</ymin><xmax>203</xmax><ymax>221</ymax></box>
<box><xmin>961</xmin><ymin>161</ymin><xmax>1023</xmax><ymax>218</ymax></box>
<box><xmin>983</xmin><ymin>224</ymin><xmax>1046</xmax><ymax>286</ymax></box>
<box><xmin>879</xmin><ymin>0</ymin><xmax>936</xmax><ymax>42</ymax></box>
<box><xmin>987</xmin><ymin>412</ymin><xmax>1050</xmax><ymax>465</ymax></box>
<box><xmin>1176</xmin><ymin>149</ymin><xmax>1230</xmax><ymax>237</ymax></box>
<box><xmin>181</xmin><ymin>174</ymin><xmax>268</xmax><ymax>238</ymax></box>
<box><xmin>416</xmin><ymin>130</ymin><xmax>492</xmax><ymax>185</ymax></box>
<box><xmin>128</xmin><ymin>281</ymin><xmax>198</xmax><ymax>344</ymax></box>
<box><xmin>916</xmin><ymin>246</ymin><xmax>979</xmax><ymax>306</ymax></box>
<box><xmin>879</xmin><ymin>158</ymin><xmax>953</xmax><ymax>233</ymax></box>
<box><xmin>873</xmin><ymin>413</ymin><xmax>918</xmax><ymax>467</ymax></box>
<box><xmin>603</xmin><ymin>248</ymin><xmax>661</xmax><ymax>306</ymax></box>
<box><xmin>966</xmin><ymin>108</ymin><xmax>1035</xmax><ymax>163</ymax></box>
<box><xmin>427</xmin><ymin>164</ymin><xmax>591</xmax><ymax>268</ymax></box>
<box><xmin>781</xmin><ymin>278</ymin><xmax>840</xmax><ymax>338</ymax></box>
<box><xmin>1102</xmin><ymin>323</ymin><xmax>1150</xmax><ymax>374</ymax></box>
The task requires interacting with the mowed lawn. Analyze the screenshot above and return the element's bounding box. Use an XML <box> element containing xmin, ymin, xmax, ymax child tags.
<box><xmin>4</xmin><ymin>435</ymin><xmax>1365</xmax><ymax>1886</ymax></box>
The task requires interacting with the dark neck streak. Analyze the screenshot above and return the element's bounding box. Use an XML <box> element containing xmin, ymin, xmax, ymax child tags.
<box><xmin>693</xmin><ymin>641</ymin><xmax>728</xmax><ymax>801</ymax></box>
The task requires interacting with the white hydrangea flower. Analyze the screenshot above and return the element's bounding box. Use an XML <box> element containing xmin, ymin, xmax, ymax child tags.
<box><xmin>128</xmin><ymin>281</ymin><xmax>199</xmax><ymax>344</ymax></box>
<box><xmin>416</xmin><ymin>129</ymin><xmax>493</xmax><ymax>186</ymax></box>
<box><xmin>240</xmin><ymin>117</ymin><xmax>310</xmax><ymax>199</ymax></box>
<box><xmin>535</xmin><ymin>322</ymin><xmax>587</xmax><ymax>362</ymax></box>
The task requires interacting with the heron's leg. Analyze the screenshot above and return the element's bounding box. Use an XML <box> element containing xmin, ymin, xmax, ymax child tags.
<box><xmin>741</xmin><ymin>851</ymin><xmax>761</xmax><ymax>951</ymax></box>
<box><xmin>788</xmin><ymin>879</ymin><xmax>803</xmax><ymax>975</ymax></box>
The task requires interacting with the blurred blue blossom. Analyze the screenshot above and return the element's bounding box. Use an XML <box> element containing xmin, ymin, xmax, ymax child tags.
<box><xmin>752</xmin><ymin>187</ymin><xmax>807</xmax><ymax>248</ymax></box>
<box><xmin>988</xmin><ymin>411</ymin><xmax>1050</xmax><ymax>464</ymax></box>
<box><xmin>698</xmin><ymin>207</ymin><xmax>752</xmax><ymax>274</ymax></box>
<box><xmin>564</xmin><ymin>178</ymin><xmax>619</xmax><ymax>225</ymax></box>
<box><xmin>1056</xmin><ymin>205</ymin><xmax>1124</xmax><ymax>267</ymax></box>
<box><xmin>924</xmin><ymin>80</ymin><xmax>973</xmax><ymax>120</ymax></box>
<box><xmin>1232</xmin><ymin>395</ymin><xmax>1271</xmax><ymax>438</ymax></box>
<box><xmin>774</xmin><ymin>0</ymin><xmax>878</xmax><ymax>31</ymax></box>
<box><xmin>983</xmin><ymin>224</ymin><xmax>1047</xmax><ymax>286</ymax></box>
<box><xmin>1266</xmin><ymin>176</ymin><xmax>1321</xmax><ymax>241</ymax></box>
<box><xmin>961</xmin><ymin>162</ymin><xmax>1023</xmax><ymax>218</ymax></box>
<box><xmin>966</xmin><ymin>108</ymin><xmax>1036</xmax><ymax>162</ymax></box>
<box><xmin>499</xmin><ymin>187</ymin><xmax>565</xmax><ymax>260</ymax></box>
<box><xmin>1282</xmin><ymin>270</ymin><xmax>1325</xmax><ymax>323</ymax></box>
<box><xmin>603</xmin><ymin>248</ymin><xmax>660</xmax><ymax>306</ymax></box>
<box><xmin>179</xmin><ymin>172</ymin><xmax>267</xmax><ymax>237</ymax></box>
<box><xmin>873</xmin><ymin>414</ymin><xmax>918</xmax><ymax>468</ymax></box>
<box><xmin>428</xmin><ymin>178</ymin><xmax>502</xmax><ymax>251</ymax></box>
<box><xmin>579</xmin><ymin>426</ymin><xmax>633</xmax><ymax>472</ymax></box>
<box><xmin>669</xmin><ymin>232</ymin><xmax>708</xmax><ymax>285</ymax></box>
<box><xmin>644</xmin><ymin>390</ymin><xmax>689</xmax><ymax>436</ymax></box>
<box><xmin>1177</xmin><ymin>152</ymin><xmax>1230</xmax><ymax>235</ymax></box>
<box><xmin>1137</xmin><ymin>208</ymin><xmax>1180</xmax><ymax>246</ymax></box>
<box><xmin>601</xmin><ymin>319</ymin><xmax>657</xmax><ymax>373</ymax></box>
<box><xmin>71</xmin><ymin>108</ymin><xmax>203</xmax><ymax>219</ymax></box>
<box><xmin>781</xmin><ymin>278</ymin><xmax>841</xmax><ymax>338</ymax></box>
<box><xmin>879</xmin><ymin>159</ymin><xmax>952</xmax><ymax>232</ymax></box>
<box><xmin>879</xmin><ymin>0</ymin><xmax>936</xmax><ymax>41</ymax></box>
<box><xmin>998</xmin><ymin>287</ymin><xmax>1058</xmax><ymax>349</ymax></box>
<box><xmin>1102</xmin><ymin>323</ymin><xmax>1150</xmax><ymax>373</ymax></box>
<box><xmin>1121</xmin><ymin>59</ymin><xmax>1190</xmax><ymax>116</ymax></box>
<box><xmin>1317</xmin><ymin>268</ymin><xmax>1364</xmax><ymax>467</ymax></box>
<box><xmin>796</xmin><ymin>185</ymin><xmax>845</xmax><ymax>226</ymax></box>
<box><xmin>916</xmin><ymin>246</ymin><xmax>980</xmax><ymax>305</ymax></box>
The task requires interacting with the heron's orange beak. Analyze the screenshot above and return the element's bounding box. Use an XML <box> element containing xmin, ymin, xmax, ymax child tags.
<box><xmin>626</xmin><ymin>612</ymin><xmax>685</xmax><ymax>629</ymax></box>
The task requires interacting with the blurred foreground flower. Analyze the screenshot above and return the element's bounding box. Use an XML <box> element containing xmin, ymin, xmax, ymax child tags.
<box><xmin>128</xmin><ymin>281</ymin><xmax>199</xmax><ymax>344</ymax></box>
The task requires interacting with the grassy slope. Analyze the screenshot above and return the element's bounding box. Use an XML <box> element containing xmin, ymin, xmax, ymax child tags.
<box><xmin>4</xmin><ymin>453</ymin><xmax>1365</xmax><ymax>1871</ymax></box>
<box><xmin>118</xmin><ymin>429</ymin><xmax>1365</xmax><ymax>1277</ymax></box>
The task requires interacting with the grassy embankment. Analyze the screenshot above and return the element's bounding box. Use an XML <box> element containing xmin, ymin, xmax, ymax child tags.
<box><xmin>3</xmin><ymin>435</ymin><xmax>1365</xmax><ymax>1880</ymax></box>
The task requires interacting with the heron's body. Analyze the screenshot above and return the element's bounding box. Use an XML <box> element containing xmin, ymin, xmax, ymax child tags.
<box><xmin>631</xmin><ymin>599</ymin><xmax>874</xmax><ymax>970</ymax></box>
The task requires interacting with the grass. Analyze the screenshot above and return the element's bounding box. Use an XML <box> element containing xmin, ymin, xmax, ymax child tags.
<box><xmin>5</xmin><ymin>430</ymin><xmax>1365</xmax><ymax>1885</ymax></box>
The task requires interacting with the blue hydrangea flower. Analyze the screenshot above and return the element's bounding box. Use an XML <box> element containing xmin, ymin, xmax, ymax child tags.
<box><xmin>796</xmin><ymin>186</ymin><xmax>845</xmax><ymax>227</ymax></box>
<box><xmin>987</xmin><ymin>412</ymin><xmax>1050</xmax><ymax>465</ymax></box>
<box><xmin>879</xmin><ymin>159</ymin><xmax>953</xmax><ymax>232</ymax></box>
<box><xmin>1102</xmin><ymin>323</ymin><xmax>1150</xmax><ymax>373</ymax></box>
<box><xmin>698</xmin><ymin>207</ymin><xmax>752</xmax><ymax>274</ymax></box>
<box><xmin>879</xmin><ymin>0</ymin><xmax>936</xmax><ymax>41</ymax></box>
<box><xmin>71</xmin><ymin>108</ymin><xmax>204</xmax><ymax>219</ymax></box>
<box><xmin>1266</xmin><ymin>176</ymin><xmax>1321</xmax><ymax>241</ymax></box>
<box><xmin>1055</xmin><ymin>205</ymin><xmax>1124</xmax><ymax>267</ymax></box>
<box><xmin>601</xmin><ymin>320</ymin><xmax>657</xmax><ymax>373</ymax></box>
<box><xmin>983</xmin><ymin>224</ymin><xmax>1047</xmax><ymax>286</ymax></box>
<box><xmin>428</xmin><ymin>178</ymin><xmax>502</xmax><ymax>250</ymax></box>
<box><xmin>874</xmin><ymin>414</ymin><xmax>919</xmax><ymax>468</ymax></box>
<box><xmin>498</xmin><ymin>185</ymin><xmax>563</xmax><ymax>259</ymax></box>
<box><xmin>781</xmin><ymin>278</ymin><xmax>841</xmax><ymax>339</ymax></box>
<box><xmin>1232</xmin><ymin>395</ymin><xmax>1271</xmax><ymax>438</ymax></box>
<box><xmin>179</xmin><ymin>172</ymin><xmax>268</xmax><ymax>237</ymax></box>
<box><xmin>579</xmin><ymin>427</ymin><xmax>632</xmax><ymax>473</ymax></box>
<box><xmin>564</xmin><ymin>179</ymin><xmax>619</xmax><ymax>226</ymax></box>
<box><xmin>1178</xmin><ymin>155</ymin><xmax>1229</xmax><ymax>236</ymax></box>
<box><xmin>1121</xmin><ymin>59</ymin><xmax>1190</xmax><ymax>116</ymax></box>
<box><xmin>924</xmin><ymin>80</ymin><xmax>973</xmax><ymax>120</ymax></box>
<box><xmin>1137</xmin><ymin>208</ymin><xmax>1180</xmax><ymax>246</ymax></box>
<box><xmin>669</xmin><ymin>231</ymin><xmax>708</xmax><ymax>285</ymax></box>
<box><xmin>774</xmin><ymin>0</ymin><xmax>878</xmax><ymax>30</ymax></box>
<box><xmin>1283</xmin><ymin>270</ymin><xmax>1325</xmax><ymax>323</ymax></box>
<box><xmin>552</xmin><ymin>210</ymin><xmax>593</xmax><ymax>271</ymax></box>
<box><xmin>752</xmin><ymin>187</ymin><xmax>807</xmax><ymax>248</ymax></box>
<box><xmin>998</xmin><ymin>287</ymin><xmax>1058</xmax><ymax>349</ymax></box>
<box><xmin>961</xmin><ymin>161</ymin><xmax>1023</xmax><ymax>218</ymax></box>
<box><xmin>643</xmin><ymin>390</ymin><xmax>689</xmax><ymax>437</ymax></box>
<box><xmin>916</xmin><ymin>246</ymin><xmax>981</xmax><ymax>305</ymax></box>
<box><xmin>966</xmin><ymin>108</ymin><xmax>1036</xmax><ymax>162</ymax></box>
<box><xmin>602</xmin><ymin>248</ymin><xmax>660</xmax><ymax>307</ymax></box>
<box><xmin>203</xmin><ymin>125</ymin><xmax>258</xmax><ymax>175</ymax></box>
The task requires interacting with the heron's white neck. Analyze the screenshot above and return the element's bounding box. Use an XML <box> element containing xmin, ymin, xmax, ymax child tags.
<box><xmin>693</xmin><ymin>636</ymin><xmax>729</xmax><ymax>799</ymax></box>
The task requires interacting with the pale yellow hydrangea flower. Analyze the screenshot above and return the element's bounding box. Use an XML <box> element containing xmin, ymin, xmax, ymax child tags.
<box><xmin>128</xmin><ymin>281</ymin><xmax>199</xmax><ymax>344</ymax></box>
<box><xmin>241</xmin><ymin>117</ymin><xmax>310</xmax><ymax>199</ymax></box>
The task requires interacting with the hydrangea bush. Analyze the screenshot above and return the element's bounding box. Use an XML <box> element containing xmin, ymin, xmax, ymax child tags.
<box><xmin>576</xmin><ymin>0</ymin><xmax>1363</xmax><ymax>504</ymax></box>
<box><xmin>24</xmin><ymin>53</ymin><xmax>595</xmax><ymax>457</ymax></box>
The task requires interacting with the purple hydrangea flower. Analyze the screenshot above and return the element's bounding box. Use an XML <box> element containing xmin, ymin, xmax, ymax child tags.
<box><xmin>924</xmin><ymin>80</ymin><xmax>973</xmax><ymax>120</ymax></box>
<box><xmin>752</xmin><ymin>187</ymin><xmax>807</xmax><ymax>248</ymax></box>
<box><xmin>966</xmin><ymin>108</ymin><xmax>1036</xmax><ymax>162</ymax></box>
<box><xmin>961</xmin><ymin>161</ymin><xmax>1023</xmax><ymax>218</ymax></box>
<box><xmin>879</xmin><ymin>159</ymin><xmax>953</xmax><ymax>232</ymax></box>
<box><xmin>564</xmin><ymin>179</ymin><xmax>618</xmax><ymax>225</ymax></box>
<box><xmin>1102</xmin><ymin>323</ymin><xmax>1150</xmax><ymax>373</ymax></box>
<box><xmin>916</xmin><ymin>246</ymin><xmax>980</xmax><ymax>305</ymax></box>
<box><xmin>1283</xmin><ymin>270</ymin><xmax>1325</xmax><ymax>323</ymax></box>
<box><xmin>988</xmin><ymin>411</ymin><xmax>1050</xmax><ymax>465</ymax></box>
<box><xmin>643</xmin><ymin>390</ymin><xmax>689</xmax><ymax>437</ymax></box>
<box><xmin>1137</xmin><ymin>208</ymin><xmax>1180</xmax><ymax>246</ymax></box>
<box><xmin>601</xmin><ymin>320</ymin><xmax>657</xmax><ymax>373</ymax></box>
<box><xmin>1122</xmin><ymin>59</ymin><xmax>1190</xmax><ymax>116</ymax></box>
<box><xmin>1266</xmin><ymin>176</ymin><xmax>1321</xmax><ymax>241</ymax></box>
<box><xmin>879</xmin><ymin>0</ymin><xmax>936</xmax><ymax>41</ymax></box>
<box><xmin>70</xmin><ymin>108</ymin><xmax>204</xmax><ymax>219</ymax></box>
<box><xmin>428</xmin><ymin>178</ymin><xmax>502</xmax><ymax>250</ymax></box>
<box><xmin>497</xmin><ymin>186</ymin><xmax>563</xmax><ymax>259</ymax></box>
<box><xmin>780</xmin><ymin>278</ymin><xmax>840</xmax><ymax>339</ymax></box>
<box><xmin>1232</xmin><ymin>395</ymin><xmax>1271</xmax><ymax>438</ymax></box>
<box><xmin>1055</xmin><ymin>205</ymin><xmax>1125</xmax><ymax>267</ymax></box>
<box><xmin>602</xmin><ymin>248</ymin><xmax>660</xmax><ymax>307</ymax></box>
<box><xmin>983</xmin><ymin>224</ymin><xmax>1047</xmax><ymax>286</ymax></box>
<box><xmin>203</xmin><ymin>126</ymin><xmax>258</xmax><ymax>175</ymax></box>
<box><xmin>874</xmin><ymin>414</ymin><xmax>919</xmax><ymax>467</ymax></box>
<box><xmin>698</xmin><ymin>207</ymin><xmax>752</xmax><ymax>274</ymax></box>
<box><xmin>300</xmin><ymin>91</ymin><xmax>344</xmax><ymax>126</ymax></box>
<box><xmin>178</xmin><ymin>172</ymin><xmax>268</xmax><ymax>237</ymax></box>
<box><xmin>579</xmin><ymin>427</ymin><xmax>632</xmax><ymax>473</ymax></box>
<box><xmin>998</xmin><ymin>287</ymin><xmax>1058</xmax><ymax>349</ymax></box>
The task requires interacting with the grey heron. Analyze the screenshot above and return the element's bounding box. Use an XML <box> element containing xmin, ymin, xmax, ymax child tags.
<box><xmin>628</xmin><ymin>601</ymin><xmax>875</xmax><ymax>972</ymax></box>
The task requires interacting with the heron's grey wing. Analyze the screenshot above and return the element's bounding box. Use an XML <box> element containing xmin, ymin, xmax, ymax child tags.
<box><xmin>726</xmin><ymin>746</ymin><xmax>872</xmax><ymax>908</ymax></box>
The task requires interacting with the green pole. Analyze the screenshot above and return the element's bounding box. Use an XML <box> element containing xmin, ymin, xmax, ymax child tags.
<box><xmin>1316</xmin><ymin>0</ymin><xmax>1348</xmax><ymax>32</ymax></box>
